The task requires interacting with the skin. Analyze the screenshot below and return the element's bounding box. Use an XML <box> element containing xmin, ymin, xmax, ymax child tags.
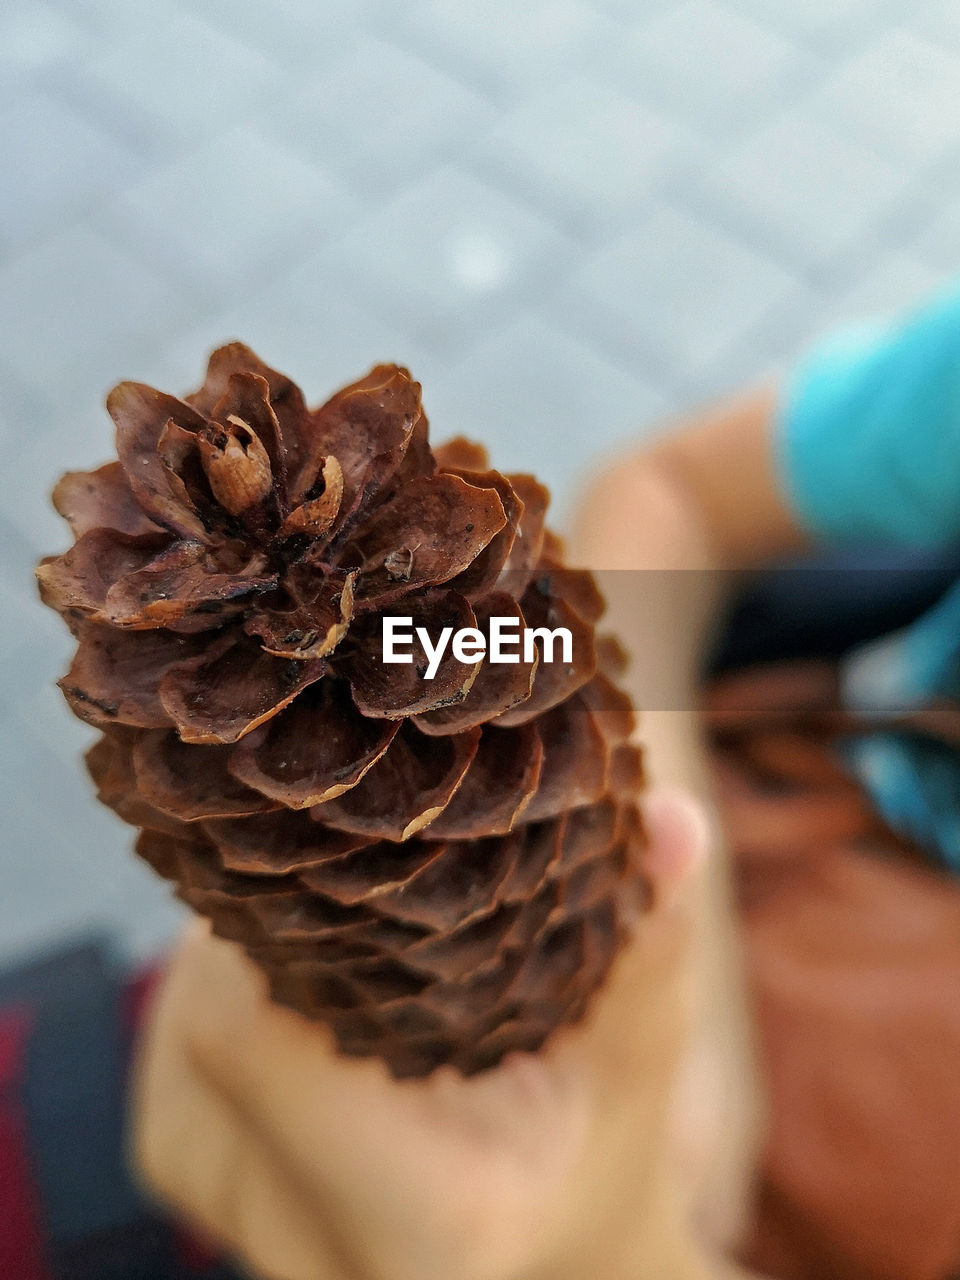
<box><xmin>133</xmin><ymin>387</ymin><xmax>808</xmax><ymax>1280</ymax></box>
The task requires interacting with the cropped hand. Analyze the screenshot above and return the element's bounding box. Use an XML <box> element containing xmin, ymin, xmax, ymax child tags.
<box><xmin>132</xmin><ymin>792</ymin><xmax>727</xmax><ymax>1280</ymax></box>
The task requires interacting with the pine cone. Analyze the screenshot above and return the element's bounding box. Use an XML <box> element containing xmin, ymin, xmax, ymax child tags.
<box><xmin>38</xmin><ymin>344</ymin><xmax>648</xmax><ymax>1078</ymax></box>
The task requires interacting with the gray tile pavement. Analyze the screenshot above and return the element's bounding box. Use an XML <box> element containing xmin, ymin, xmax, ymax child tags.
<box><xmin>551</xmin><ymin>204</ymin><xmax>799</xmax><ymax>383</ymax></box>
<box><xmin>686</xmin><ymin>112</ymin><xmax>912</xmax><ymax>272</ymax></box>
<box><xmin>474</xmin><ymin>77</ymin><xmax>704</xmax><ymax>237</ymax></box>
<box><xmin>2</xmin><ymin>0</ymin><xmax>959</xmax><ymax>966</ymax></box>
<box><xmin>262</xmin><ymin>40</ymin><xmax>495</xmax><ymax>197</ymax></box>
<box><xmin>100</xmin><ymin>125</ymin><xmax>361</xmax><ymax>299</ymax></box>
<box><xmin>381</xmin><ymin>0</ymin><xmax>616</xmax><ymax>99</ymax></box>
<box><xmin>806</xmin><ymin>29</ymin><xmax>960</xmax><ymax>165</ymax></box>
<box><xmin>321</xmin><ymin>164</ymin><xmax>579</xmax><ymax>352</ymax></box>
<box><xmin>0</xmin><ymin>91</ymin><xmax>142</xmax><ymax>253</ymax></box>
<box><xmin>605</xmin><ymin>2</ymin><xmax>824</xmax><ymax>139</ymax></box>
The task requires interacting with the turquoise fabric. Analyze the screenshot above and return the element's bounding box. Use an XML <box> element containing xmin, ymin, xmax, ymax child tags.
<box><xmin>779</xmin><ymin>283</ymin><xmax>960</xmax><ymax>546</ymax></box>
<box><xmin>837</xmin><ymin>732</ymin><xmax>960</xmax><ymax>876</ymax></box>
<box><xmin>781</xmin><ymin>286</ymin><xmax>960</xmax><ymax>871</ymax></box>
<box><xmin>837</xmin><ymin>577</ymin><xmax>960</xmax><ymax>874</ymax></box>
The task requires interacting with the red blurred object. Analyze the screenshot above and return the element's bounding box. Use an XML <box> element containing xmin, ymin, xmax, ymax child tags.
<box><xmin>0</xmin><ymin>1008</ymin><xmax>51</xmax><ymax>1280</ymax></box>
<box><xmin>708</xmin><ymin>661</ymin><xmax>960</xmax><ymax>1280</ymax></box>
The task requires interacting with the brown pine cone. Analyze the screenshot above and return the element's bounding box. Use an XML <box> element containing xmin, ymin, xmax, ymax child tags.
<box><xmin>37</xmin><ymin>344</ymin><xmax>648</xmax><ymax>1078</ymax></box>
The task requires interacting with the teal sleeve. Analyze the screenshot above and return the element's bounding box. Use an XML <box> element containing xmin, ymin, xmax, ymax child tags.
<box><xmin>778</xmin><ymin>282</ymin><xmax>960</xmax><ymax>546</ymax></box>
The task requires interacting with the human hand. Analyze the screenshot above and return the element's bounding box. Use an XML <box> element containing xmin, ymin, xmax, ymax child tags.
<box><xmin>132</xmin><ymin>791</ymin><xmax>733</xmax><ymax>1280</ymax></box>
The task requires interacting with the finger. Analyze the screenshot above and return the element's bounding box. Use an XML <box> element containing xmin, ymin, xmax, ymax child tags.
<box><xmin>132</xmin><ymin>958</ymin><xmax>344</xmax><ymax>1280</ymax></box>
<box><xmin>194</xmin><ymin>1067</ymin><xmax>351</xmax><ymax>1280</ymax></box>
<box><xmin>641</xmin><ymin>786</ymin><xmax>711</xmax><ymax>911</ymax></box>
<box><xmin>132</xmin><ymin>946</ymin><xmax>245</xmax><ymax>1245</ymax></box>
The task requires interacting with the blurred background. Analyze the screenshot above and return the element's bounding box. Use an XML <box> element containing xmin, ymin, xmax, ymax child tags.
<box><xmin>3</xmin><ymin>0</ymin><xmax>960</xmax><ymax>965</ymax></box>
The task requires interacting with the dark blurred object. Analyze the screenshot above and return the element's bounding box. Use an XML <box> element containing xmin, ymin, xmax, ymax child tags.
<box><xmin>707</xmin><ymin>555</ymin><xmax>960</xmax><ymax>1280</ymax></box>
<box><xmin>0</xmin><ymin>940</ymin><xmax>238</xmax><ymax>1280</ymax></box>
<box><xmin>710</xmin><ymin>547</ymin><xmax>960</xmax><ymax>671</ymax></box>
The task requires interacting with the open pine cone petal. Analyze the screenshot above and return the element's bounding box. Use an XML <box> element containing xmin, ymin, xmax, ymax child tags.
<box><xmin>188</xmin><ymin>343</ymin><xmax>312</xmax><ymax>481</ymax></box>
<box><xmin>247</xmin><ymin>890</ymin><xmax>376</xmax><ymax>943</ymax></box>
<box><xmin>53</xmin><ymin>462</ymin><xmax>163</xmax><ymax>539</ymax></box>
<box><xmin>495</xmin><ymin>572</ymin><xmax>599</xmax><ymax>726</ymax></box>
<box><xmin>108</xmin><ymin>382</ymin><xmax>209</xmax><ymax>537</ymax></box>
<box><xmin>206</xmin><ymin>810</ymin><xmax>375</xmax><ymax>876</ymax></box>
<box><xmin>433</xmin><ymin>437</ymin><xmax>490</xmax><ymax>471</ymax></box>
<box><xmin>348</xmin><ymin>474</ymin><xmax>507</xmax><ymax>607</ymax></box>
<box><xmin>282</xmin><ymin>456</ymin><xmax>343</xmax><ymax>538</ymax></box>
<box><xmin>404</xmin><ymin>902</ymin><xmax>523</xmax><ymax>983</ymax></box>
<box><xmin>422</xmin><ymin>723</ymin><xmax>543</xmax><ymax>839</ymax></box>
<box><xmin>522</xmin><ymin>696</ymin><xmax>610</xmax><ymax>823</ymax></box>
<box><xmin>37</xmin><ymin>529</ymin><xmax>171</xmax><ymax>617</ymax></box>
<box><xmin>245</xmin><ymin>568</ymin><xmax>355</xmax><ymax>660</ymax></box>
<box><xmin>209</xmin><ymin>371</ymin><xmax>286</xmax><ymax>492</ymax></box>
<box><xmin>413</xmin><ymin>594</ymin><xmax>537</xmax><ymax>735</ymax></box>
<box><xmin>498</xmin><ymin>474</ymin><xmax>550</xmax><ymax>582</ymax></box>
<box><xmin>581</xmin><ymin>671</ymin><xmax>636</xmax><ymax>739</ymax></box>
<box><xmin>312</xmin><ymin>723</ymin><xmax>482</xmax><ymax>841</ymax></box>
<box><xmin>60</xmin><ymin>622</ymin><xmax>199</xmax><ymax>729</ymax></box>
<box><xmin>608</xmin><ymin>743</ymin><xmax>645</xmax><ymax>798</ymax></box>
<box><xmin>303</xmin><ymin>365</ymin><xmax>424</xmax><ymax>520</ymax></box>
<box><xmin>557</xmin><ymin>799</ymin><xmax>621</xmax><ymax>874</ymax></box>
<box><xmin>596</xmin><ymin>634</ymin><xmax>630</xmax><ymax>679</ymax></box>
<box><xmin>87</xmin><ymin>732</ymin><xmax>194</xmax><ymax>838</ymax></box>
<box><xmin>440</xmin><ymin>469</ymin><xmax>522</xmax><ymax>600</ymax></box>
<box><xmin>228</xmin><ymin>678</ymin><xmax>400</xmax><ymax>808</ymax></box>
<box><xmin>103</xmin><ymin>543</ymin><xmax>277</xmax><ymax>629</ymax></box>
<box><xmin>132</xmin><ymin>730</ymin><xmax>280</xmax><ymax>822</ymax></box>
<box><xmin>40</xmin><ymin>344</ymin><xmax>648</xmax><ymax>1078</ymax></box>
<box><xmin>343</xmin><ymin>589</ymin><xmax>480</xmax><ymax>718</ymax></box>
<box><xmin>299</xmin><ymin>840</ymin><xmax>448</xmax><ymax>906</ymax></box>
<box><xmin>371</xmin><ymin>833</ymin><xmax>520</xmax><ymax>933</ymax></box>
<box><xmin>135</xmin><ymin>829</ymin><xmax>196</xmax><ymax>880</ymax></box>
<box><xmin>497</xmin><ymin>817</ymin><xmax>564</xmax><ymax>901</ymax></box>
<box><xmin>158</xmin><ymin>630</ymin><xmax>325</xmax><ymax>744</ymax></box>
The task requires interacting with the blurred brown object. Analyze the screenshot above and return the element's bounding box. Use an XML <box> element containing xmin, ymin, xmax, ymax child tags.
<box><xmin>705</xmin><ymin>662</ymin><xmax>960</xmax><ymax>1280</ymax></box>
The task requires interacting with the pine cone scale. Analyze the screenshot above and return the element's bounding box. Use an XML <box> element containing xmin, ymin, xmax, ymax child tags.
<box><xmin>108</xmin><ymin>383</ymin><xmax>209</xmax><ymax>538</ymax></box>
<box><xmin>52</xmin><ymin>462</ymin><xmax>163</xmax><ymax>539</ymax></box>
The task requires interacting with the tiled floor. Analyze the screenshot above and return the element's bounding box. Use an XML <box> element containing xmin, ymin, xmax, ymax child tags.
<box><xmin>2</xmin><ymin>0</ymin><xmax>959</xmax><ymax>965</ymax></box>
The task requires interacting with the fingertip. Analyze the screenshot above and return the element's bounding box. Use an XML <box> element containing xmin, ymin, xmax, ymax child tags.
<box><xmin>641</xmin><ymin>787</ymin><xmax>711</xmax><ymax>907</ymax></box>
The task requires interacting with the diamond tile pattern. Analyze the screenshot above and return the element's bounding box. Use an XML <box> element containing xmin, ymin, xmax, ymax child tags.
<box><xmin>3</xmin><ymin>0</ymin><xmax>958</xmax><ymax>965</ymax></box>
<box><xmin>606</xmin><ymin>2</ymin><xmax>823</xmax><ymax>138</ymax></box>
